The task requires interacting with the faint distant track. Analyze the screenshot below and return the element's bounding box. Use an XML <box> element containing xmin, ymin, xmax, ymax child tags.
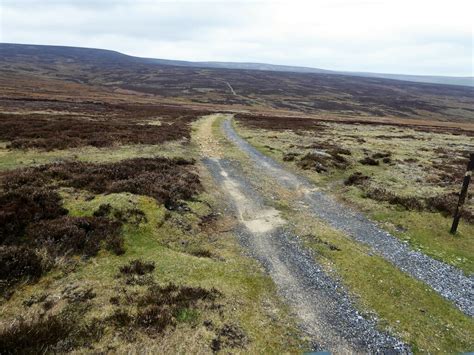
<box><xmin>224</xmin><ymin>81</ymin><xmax>237</xmax><ymax>95</ymax></box>
<box><xmin>222</xmin><ymin>117</ymin><xmax>474</xmax><ymax>317</ymax></box>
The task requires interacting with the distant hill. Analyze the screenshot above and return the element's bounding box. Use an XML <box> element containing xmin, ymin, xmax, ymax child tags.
<box><xmin>1</xmin><ymin>42</ymin><xmax>473</xmax><ymax>123</ymax></box>
<box><xmin>1</xmin><ymin>43</ymin><xmax>472</xmax><ymax>87</ymax></box>
<box><xmin>168</xmin><ymin>61</ymin><xmax>473</xmax><ymax>87</ymax></box>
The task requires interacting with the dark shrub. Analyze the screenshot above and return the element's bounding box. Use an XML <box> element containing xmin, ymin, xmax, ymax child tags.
<box><xmin>136</xmin><ymin>305</ymin><xmax>175</xmax><ymax>334</ymax></box>
<box><xmin>424</xmin><ymin>192</ymin><xmax>473</xmax><ymax>223</ymax></box>
<box><xmin>425</xmin><ymin>193</ymin><xmax>458</xmax><ymax>216</ymax></box>
<box><xmin>190</xmin><ymin>249</ymin><xmax>213</xmax><ymax>258</ymax></box>
<box><xmin>282</xmin><ymin>152</ymin><xmax>299</xmax><ymax>161</ymax></box>
<box><xmin>93</xmin><ymin>203</ymin><xmax>112</xmax><ymax>217</ymax></box>
<box><xmin>344</xmin><ymin>172</ymin><xmax>370</xmax><ymax>186</ymax></box>
<box><xmin>372</xmin><ymin>152</ymin><xmax>391</xmax><ymax>159</ymax></box>
<box><xmin>0</xmin><ymin>188</ymin><xmax>67</xmax><ymax>244</ymax></box>
<box><xmin>365</xmin><ymin>188</ymin><xmax>424</xmax><ymax>210</ymax></box>
<box><xmin>26</xmin><ymin>216</ymin><xmax>122</xmax><ymax>257</ymax></box>
<box><xmin>211</xmin><ymin>323</ymin><xmax>248</xmax><ymax>352</ymax></box>
<box><xmin>236</xmin><ymin>114</ymin><xmax>325</xmax><ymax>131</ymax></box>
<box><xmin>0</xmin><ymin>246</ymin><xmax>45</xmax><ymax>294</ymax></box>
<box><xmin>297</xmin><ymin>153</ymin><xmax>328</xmax><ymax>172</ymax></box>
<box><xmin>133</xmin><ymin>283</ymin><xmax>221</xmax><ymax>334</ymax></box>
<box><xmin>139</xmin><ymin>283</ymin><xmax>221</xmax><ymax>309</ymax></box>
<box><xmin>0</xmin><ymin>311</ymin><xmax>73</xmax><ymax>353</ymax></box>
<box><xmin>119</xmin><ymin>259</ymin><xmax>155</xmax><ymax>276</ymax></box>
<box><xmin>114</xmin><ymin>208</ymin><xmax>148</xmax><ymax>225</ymax></box>
<box><xmin>298</xmin><ymin>150</ymin><xmax>350</xmax><ymax>172</ymax></box>
<box><xmin>109</xmin><ymin>309</ymin><xmax>134</xmax><ymax>327</ymax></box>
<box><xmin>359</xmin><ymin>157</ymin><xmax>379</xmax><ymax>166</ymax></box>
<box><xmin>0</xmin><ymin>304</ymin><xmax>103</xmax><ymax>353</ymax></box>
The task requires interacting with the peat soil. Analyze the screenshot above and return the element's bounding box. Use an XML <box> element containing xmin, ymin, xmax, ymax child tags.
<box><xmin>203</xmin><ymin>157</ymin><xmax>409</xmax><ymax>353</ymax></box>
<box><xmin>222</xmin><ymin>117</ymin><xmax>474</xmax><ymax>317</ymax></box>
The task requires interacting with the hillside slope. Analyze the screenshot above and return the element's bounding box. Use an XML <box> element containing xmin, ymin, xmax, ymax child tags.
<box><xmin>1</xmin><ymin>43</ymin><xmax>473</xmax><ymax>123</ymax></box>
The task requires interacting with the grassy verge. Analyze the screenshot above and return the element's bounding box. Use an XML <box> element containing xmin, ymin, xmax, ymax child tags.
<box><xmin>284</xmin><ymin>209</ymin><xmax>474</xmax><ymax>353</ymax></box>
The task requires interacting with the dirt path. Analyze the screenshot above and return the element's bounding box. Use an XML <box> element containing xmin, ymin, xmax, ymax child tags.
<box><xmin>195</xmin><ymin>114</ymin><xmax>409</xmax><ymax>353</ymax></box>
<box><xmin>221</xmin><ymin>116</ymin><xmax>474</xmax><ymax>317</ymax></box>
<box><xmin>224</xmin><ymin>81</ymin><xmax>237</xmax><ymax>96</ymax></box>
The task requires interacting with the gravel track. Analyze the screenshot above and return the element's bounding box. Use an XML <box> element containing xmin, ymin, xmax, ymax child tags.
<box><xmin>203</xmin><ymin>157</ymin><xmax>410</xmax><ymax>353</ymax></box>
<box><xmin>222</xmin><ymin>117</ymin><xmax>474</xmax><ymax>317</ymax></box>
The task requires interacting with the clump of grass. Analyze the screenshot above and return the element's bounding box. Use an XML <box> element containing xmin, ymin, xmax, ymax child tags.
<box><xmin>344</xmin><ymin>172</ymin><xmax>370</xmax><ymax>186</ymax></box>
<box><xmin>109</xmin><ymin>257</ymin><xmax>223</xmax><ymax>337</ymax></box>
<box><xmin>135</xmin><ymin>283</ymin><xmax>221</xmax><ymax>334</ymax></box>
<box><xmin>94</xmin><ymin>204</ymin><xmax>148</xmax><ymax>225</ymax></box>
<box><xmin>119</xmin><ymin>259</ymin><xmax>155</xmax><ymax>276</ymax></box>
<box><xmin>304</xmin><ymin>234</ymin><xmax>341</xmax><ymax>251</ymax></box>
<box><xmin>372</xmin><ymin>152</ymin><xmax>391</xmax><ymax>159</ymax></box>
<box><xmin>135</xmin><ymin>305</ymin><xmax>175</xmax><ymax>334</ymax></box>
<box><xmin>198</xmin><ymin>212</ymin><xmax>219</xmax><ymax>231</ymax></box>
<box><xmin>211</xmin><ymin>323</ymin><xmax>248</xmax><ymax>352</ymax></box>
<box><xmin>359</xmin><ymin>156</ymin><xmax>379</xmax><ymax>166</ymax></box>
<box><xmin>297</xmin><ymin>151</ymin><xmax>349</xmax><ymax>173</ymax></box>
<box><xmin>109</xmin><ymin>309</ymin><xmax>134</xmax><ymax>327</ymax></box>
<box><xmin>62</xmin><ymin>285</ymin><xmax>96</xmax><ymax>303</ymax></box>
<box><xmin>109</xmin><ymin>280</ymin><xmax>222</xmax><ymax>335</ymax></box>
<box><xmin>189</xmin><ymin>249</ymin><xmax>214</xmax><ymax>258</ymax></box>
<box><xmin>282</xmin><ymin>152</ymin><xmax>300</xmax><ymax>162</ymax></box>
<box><xmin>365</xmin><ymin>187</ymin><xmax>424</xmax><ymax>210</ymax></box>
<box><xmin>425</xmin><ymin>193</ymin><xmax>473</xmax><ymax>223</ymax></box>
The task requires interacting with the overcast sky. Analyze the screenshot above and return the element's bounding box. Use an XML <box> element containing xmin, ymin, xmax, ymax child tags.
<box><xmin>1</xmin><ymin>0</ymin><xmax>473</xmax><ymax>76</ymax></box>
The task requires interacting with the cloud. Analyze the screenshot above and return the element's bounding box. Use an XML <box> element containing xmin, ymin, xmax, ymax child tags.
<box><xmin>1</xmin><ymin>0</ymin><xmax>472</xmax><ymax>75</ymax></box>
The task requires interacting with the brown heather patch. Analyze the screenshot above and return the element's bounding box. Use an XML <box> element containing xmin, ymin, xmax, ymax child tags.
<box><xmin>26</xmin><ymin>216</ymin><xmax>123</xmax><ymax>257</ymax></box>
<box><xmin>119</xmin><ymin>259</ymin><xmax>155</xmax><ymax>276</ymax></box>
<box><xmin>235</xmin><ymin>113</ymin><xmax>326</xmax><ymax>131</ymax></box>
<box><xmin>0</xmin><ymin>156</ymin><xmax>202</xmax><ymax>295</ymax></box>
<box><xmin>0</xmin><ymin>304</ymin><xmax>104</xmax><ymax>353</ymax></box>
<box><xmin>0</xmin><ymin>104</ymin><xmax>209</xmax><ymax>150</ymax></box>
<box><xmin>0</xmin><ymin>245</ymin><xmax>46</xmax><ymax>297</ymax></box>
<box><xmin>3</xmin><ymin>157</ymin><xmax>202</xmax><ymax>209</ymax></box>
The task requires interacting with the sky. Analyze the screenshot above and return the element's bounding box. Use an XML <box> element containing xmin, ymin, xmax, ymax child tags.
<box><xmin>1</xmin><ymin>0</ymin><xmax>473</xmax><ymax>76</ymax></box>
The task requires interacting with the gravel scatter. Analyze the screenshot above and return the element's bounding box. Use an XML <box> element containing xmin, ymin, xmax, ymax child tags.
<box><xmin>203</xmin><ymin>157</ymin><xmax>410</xmax><ymax>353</ymax></box>
<box><xmin>222</xmin><ymin>118</ymin><xmax>474</xmax><ymax>317</ymax></box>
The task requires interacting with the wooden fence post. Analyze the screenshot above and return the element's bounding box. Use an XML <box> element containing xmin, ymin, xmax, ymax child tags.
<box><xmin>450</xmin><ymin>153</ymin><xmax>474</xmax><ymax>234</ymax></box>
